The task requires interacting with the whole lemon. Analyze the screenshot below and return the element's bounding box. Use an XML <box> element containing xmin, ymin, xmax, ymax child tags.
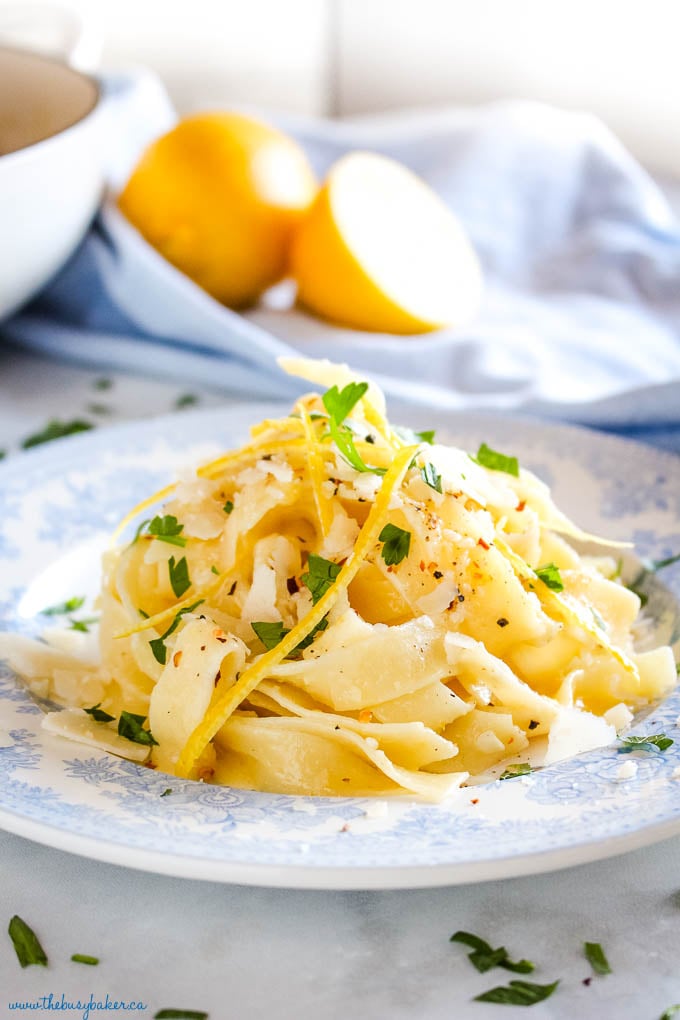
<box><xmin>118</xmin><ymin>112</ymin><xmax>317</xmax><ymax>308</ymax></box>
<box><xmin>291</xmin><ymin>151</ymin><xmax>482</xmax><ymax>334</ymax></box>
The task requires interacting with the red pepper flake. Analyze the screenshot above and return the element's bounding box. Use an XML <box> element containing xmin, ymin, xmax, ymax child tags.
<box><xmin>212</xmin><ymin>628</ymin><xmax>227</xmax><ymax>644</ymax></box>
<box><xmin>358</xmin><ymin>709</ymin><xmax>373</xmax><ymax>723</ymax></box>
<box><xmin>427</xmin><ymin>561</ymin><xmax>438</xmax><ymax>572</ymax></box>
<box><xmin>173</xmin><ymin>650</ymin><xmax>183</xmax><ymax>668</ymax></box>
<box><xmin>470</xmin><ymin>798</ymin><xmax>479</xmax><ymax>805</ymax></box>
<box><xmin>516</xmin><ymin>499</ymin><xmax>526</xmax><ymax>512</ymax></box>
<box><xmin>477</xmin><ymin>538</ymin><xmax>490</xmax><ymax>550</ymax></box>
<box><xmin>419</xmin><ymin>560</ymin><xmax>426</xmax><ymax>572</ymax></box>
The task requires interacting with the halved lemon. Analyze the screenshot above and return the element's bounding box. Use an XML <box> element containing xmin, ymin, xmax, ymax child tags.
<box><xmin>290</xmin><ymin>151</ymin><xmax>483</xmax><ymax>334</ymax></box>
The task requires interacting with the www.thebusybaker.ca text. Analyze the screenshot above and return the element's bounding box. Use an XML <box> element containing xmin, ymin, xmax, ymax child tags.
<box><xmin>7</xmin><ymin>992</ymin><xmax>147</xmax><ymax>1019</ymax></box>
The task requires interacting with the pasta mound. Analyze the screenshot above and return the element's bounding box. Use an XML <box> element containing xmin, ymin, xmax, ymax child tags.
<box><xmin>4</xmin><ymin>358</ymin><xmax>677</xmax><ymax>799</ymax></box>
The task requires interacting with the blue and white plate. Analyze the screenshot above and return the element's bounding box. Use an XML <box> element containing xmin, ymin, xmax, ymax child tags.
<box><xmin>0</xmin><ymin>406</ymin><xmax>679</xmax><ymax>889</ymax></box>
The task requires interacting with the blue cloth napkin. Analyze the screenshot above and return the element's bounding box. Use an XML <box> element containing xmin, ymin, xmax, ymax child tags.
<box><xmin>4</xmin><ymin>71</ymin><xmax>680</xmax><ymax>450</ymax></box>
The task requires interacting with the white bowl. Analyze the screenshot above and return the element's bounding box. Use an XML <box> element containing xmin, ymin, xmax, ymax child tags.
<box><xmin>0</xmin><ymin>46</ymin><xmax>103</xmax><ymax>320</ymax></box>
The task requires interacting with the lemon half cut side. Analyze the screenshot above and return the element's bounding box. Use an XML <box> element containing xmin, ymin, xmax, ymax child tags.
<box><xmin>291</xmin><ymin>151</ymin><xmax>483</xmax><ymax>335</ymax></box>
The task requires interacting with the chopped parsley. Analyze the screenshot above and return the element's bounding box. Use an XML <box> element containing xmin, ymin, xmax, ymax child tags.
<box><xmin>618</xmin><ymin>733</ymin><xmax>673</xmax><ymax>753</ymax></box>
<box><xmin>534</xmin><ymin>562</ymin><xmax>564</xmax><ymax>592</ymax></box>
<box><xmin>175</xmin><ymin>393</ymin><xmax>199</xmax><ymax>410</ymax></box>
<box><xmin>322</xmin><ymin>381</ymin><xmax>368</xmax><ymax>424</ymax></box>
<box><xmin>69</xmin><ymin>616</ymin><xmax>99</xmax><ymax>633</ymax></box>
<box><xmin>420</xmin><ymin>462</ymin><xmax>442</xmax><ymax>493</ymax></box>
<box><xmin>118</xmin><ymin>711</ymin><xmax>158</xmax><ymax>747</ymax></box>
<box><xmin>251</xmin><ymin>620</ymin><xmax>289</xmax><ymax>651</ymax></box>
<box><xmin>22</xmin><ymin>419</ymin><xmax>93</xmax><ymax>449</ymax></box>
<box><xmin>211</xmin><ymin>565</ymin><xmax>220</xmax><ymax>575</ymax></box>
<box><xmin>474</xmin><ymin>979</ymin><xmax>559</xmax><ymax>1005</ymax></box>
<box><xmin>168</xmin><ymin>556</ymin><xmax>191</xmax><ymax>598</ymax></box>
<box><xmin>42</xmin><ymin>596</ymin><xmax>85</xmax><ymax>616</ymax></box>
<box><xmin>84</xmin><ymin>703</ymin><xmax>115</xmax><ymax>724</ymax></box>
<box><xmin>149</xmin><ymin>601</ymin><xmax>204</xmax><ymax>665</ymax></box>
<box><xmin>301</xmin><ymin>554</ymin><xmax>341</xmax><ymax>605</ymax></box>
<box><xmin>329</xmin><ymin>417</ymin><xmax>385</xmax><ymax>475</ymax></box>
<box><xmin>584</xmin><ymin>941</ymin><xmax>611</xmax><ymax>975</ymax></box>
<box><xmin>223</xmin><ymin>500</ymin><xmax>234</xmax><ymax>515</ymax></box>
<box><xmin>660</xmin><ymin>1008</ymin><xmax>680</xmax><ymax>1019</ymax></box>
<box><xmin>154</xmin><ymin>1011</ymin><xmax>208</xmax><ymax>1019</ymax></box>
<box><xmin>379</xmin><ymin>523</ymin><xmax>411</xmax><ymax>566</ymax></box>
<box><xmin>160</xmin><ymin>788</ymin><xmax>173</xmax><ymax>798</ymax></box>
<box><xmin>251</xmin><ymin>616</ymin><xmax>330</xmax><ymax>657</ymax></box>
<box><xmin>499</xmin><ymin>763</ymin><xmax>532</xmax><ymax>780</ymax></box>
<box><xmin>8</xmin><ymin>915</ymin><xmax>48</xmax><ymax>968</ymax></box>
<box><xmin>71</xmin><ymin>953</ymin><xmax>99</xmax><ymax>966</ymax></box>
<box><xmin>292</xmin><ymin>617</ymin><xmax>329</xmax><ymax>653</ymax></box>
<box><xmin>148</xmin><ymin>515</ymin><xmax>186</xmax><ymax>547</ymax></box>
<box><xmin>415</xmin><ymin>429</ymin><xmax>435</xmax><ymax>444</ymax></box>
<box><xmin>646</xmin><ymin>552</ymin><xmax>680</xmax><ymax>572</ymax></box>
<box><xmin>93</xmin><ymin>377</ymin><xmax>112</xmax><ymax>391</ymax></box>
<box><xmin>450</xmin><ymin>931</ymin><xmax>534</xmax><ymax>975</ymax></box>
<box><xmin>87</xmin><ymin>403</ymin><xmax>111</xmax><ymax>416</ymax></box>
<box><xmin>471</xmin><ymin>442</ymin><xmax>519</xmax><ymax>477</ymax></box>
<box><xmin>0</xmin><ymin>450</ymin><xmax>6</xmax><ymax>461</ymax></box>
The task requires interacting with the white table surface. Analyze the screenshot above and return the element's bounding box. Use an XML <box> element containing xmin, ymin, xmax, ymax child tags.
<box><xmin>1</xmin><ymin>343</ymin><xmax>680</xmax><ymax>1020</ymax></box>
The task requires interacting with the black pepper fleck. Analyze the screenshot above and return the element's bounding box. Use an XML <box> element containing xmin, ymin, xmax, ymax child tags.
<box><xmin>497</xmin><ymin>617</ymin><xmax>509</xmax><ymax>628</ymax></box>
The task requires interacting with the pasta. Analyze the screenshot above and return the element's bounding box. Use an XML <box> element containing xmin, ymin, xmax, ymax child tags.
<box><xmin>1</xmin><ymin>357</ymin><xmax>676</xmax><ymax>800</ymax></box>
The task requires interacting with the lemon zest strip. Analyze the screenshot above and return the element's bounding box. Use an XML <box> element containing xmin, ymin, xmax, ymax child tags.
<box><xmin>299</xmin><ymin>406</ymin><xmax>332</xmax><ymax>538</ymax></box>
<box><xmin>175</xmin><ymin>443</ymin><xmax>418</xmax><ymax>779</ymax></box>
<box><xmin>198</xmin><ymin>437</ymin><xmax>306</xmax><ymax>479</ymax></box>
<box><xmin>115</xmin><ymin>573</ymin><xmax>226</xmax><ymax>639</ymax></box>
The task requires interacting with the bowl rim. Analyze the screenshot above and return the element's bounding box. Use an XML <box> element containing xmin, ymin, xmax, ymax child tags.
<box><xmin>0</xmin><ymin>43</ymin><xmax>101</xmax><ymax>163</ymax></box>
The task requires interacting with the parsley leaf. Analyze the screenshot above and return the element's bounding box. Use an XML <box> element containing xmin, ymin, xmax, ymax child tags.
<box><xmin>379</xmin><ymin>523</ymin><xmax>411</xmax><ymax>566</ymax></box>
<box><xmin>420</xmin><ymin>462</ymin><xmax>442</xmax><ymax>493</ymax></box>
<box><xmin>175</xmin><ymin>393</ymin><xmax>198</xmax><ymax>410</ymax></box>
<box><xmin>93</xmin><ymin>377</ymin><xmax>112</xmax><ymax>391</ymax></box>
<box><xmin>472</xmin><ymin>442</ymin><xmax>520</xmax><ymax>477</ymax></box>
<box><xmin>223</xmin><ymin>500</ymin><xmax>234</xmax><ymax>515</ymax></box>
<box><xmin>646</xmin><ymin>552</ymin><xmax>680</xmax><ymax>572</ymax></box>
<box><xmin>8</xmin><ymin>915</ymin><xmax>48</xmax><ymax>968</ymax></box>
<box><xmin>499</xmin><ymin>763</ymin><xmax>532</xmax><ymax>780</ymax></box>
<box><xmin>322</xmin><ymin>381</ymin><xmax>369</xmax><ymax>424</ymax></box>
<box><xmin>42</xmin><ymin>596</ymin><xmax>85</xmax><ymax>616</ymax></box>
<box><xmin>22</xmin><ymin>419</ymin><xmax>93</xmax><ymax>449</ymax></box>
<box><xmin>660</xmin><ymin>1007</ymin><xmax>680</xmax><ymax>1019</ymax></box>
<box><xmin>290</xmin><ymin>616</ymin><xmax>329</xmax><ymax>654</ymax></box>
<box><xmin>534</xmin><ymin>562</ymin><xmax>564</xmax><ymax>592</ymax></box>
<box><xmin>154</xmin><ymin>1011</ymin><xmax>208</xmax><ymax>1019</ymax></box>
<box><xmin>71</xmin><ymin>953</ymin><xmax>99</xmax><ymax>965</ymax></box>
<box><xmin>84</xmin><ymin>703</ymin><xmax>115</xmax><ymax>724</ymax></box>
<box><xmin>584</xmin><ymin>941</ymin><xmax>611</xmax><ymax>975</ymax></box>
<box><xmin>301</xmin><ymin>554</ymin><xmax>341</xmax><ymax>605</ymax></box>
<box><xmin>168</xmin><ymin>556</ymin><xmax>191</xmax><ymax>598</ymax></box>
<box><xmin>149</xmin><ymin>515</ymin><xmax>186</xmax><ymax>547</ymax></box>
<box><xmin>618</xmin><ymin>733</ymin><xmax>674</xmax><ymax>753</ymax></box>
<box><xmin>69</xmin><ymin>616</ymin><xmax>99</xmax><ymax>633</ymax></box>
<box><xmin>415</xmin><ymin>429</ymin><xmax>435</xmax><ymax>444</ymax></box>
<box><xmin>450</xmin><ymin>931</ymin><xmax>534</xmax><ymax>976</ymax></box>
<box><xmin>251</xmin><ymin>621</ymin><xmax>289</xmax><ymax>650</ymax></box>
<box><xmin>329</xmin><ymin>418</ymin><xmax>385</xmax><ymax>475</ymax></box>
<box><xmin>474</xmin><ymin>979</ymin><xmax>559</xmax><ymax>1005</ymax></box>
<box><xmin>149</xmin><ymin>601</ymin><xmax>205</xmax><ymax>665</ymax></box>
<box><xmin>118</xmin><ymin>711</ymin><xmax>158</xmax><ymax>747</ymax></box>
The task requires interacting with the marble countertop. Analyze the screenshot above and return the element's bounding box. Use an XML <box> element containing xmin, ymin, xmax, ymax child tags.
<box><xmin>1</xmin><ymin>343</ymin><xmax>680</xmax><ymax>1020</ymax></box>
